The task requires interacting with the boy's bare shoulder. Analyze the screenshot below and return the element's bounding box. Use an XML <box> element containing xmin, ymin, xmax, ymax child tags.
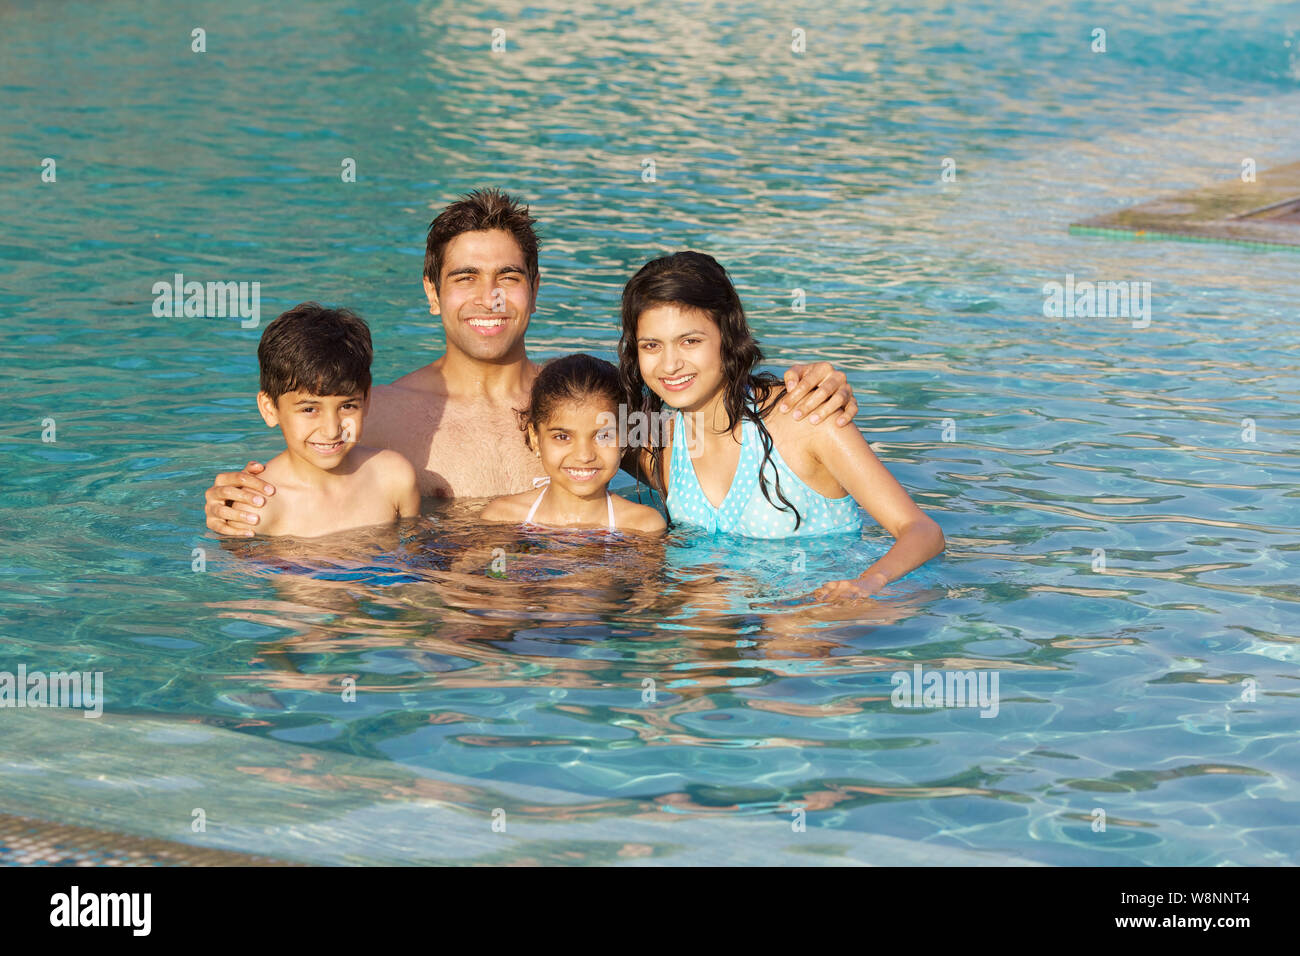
<box><xmin>613</xmin><ymin>496</ymin><xmax>666</xmax><ymax>534</ymax></box>
<box><xmin>258</xmin><ymin>450</ymin><xmax>294</xmax><ymax>483</ymax></box>
<box><xmin>481</xmin><ymin>490</ymin><xmax>534</xmax><ymax>523</ymax></box>
<box><xmin>378</xmin><ymin>447</ymin><xmax>418</xmax><ymax>481</ymax></box>
<box><xmin>352</xmin><ymin>446</ymin><xmax>416</xmax><ymax>483</ymax></box>
<box><xmin>253</xmin><ymin>453</ymin><xmax>295</xmax><ymax>534</ymax></box>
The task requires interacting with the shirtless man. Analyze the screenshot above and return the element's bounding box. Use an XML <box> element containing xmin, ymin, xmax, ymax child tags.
<box><xmin>204</xmin><ymin>188</ymin><xmax>860</xmax><ymax>535</ymax></box>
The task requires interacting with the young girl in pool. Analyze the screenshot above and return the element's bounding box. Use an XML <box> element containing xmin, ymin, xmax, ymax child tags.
<box><xmin>481</xmin><ymin>353</ymin><xmax>667</xmax><ymax>535</ymax></box>
<box><xmin>620</xmin><ymin>251</ymin><xmax>944</xmax><ymax>598</ymax></box>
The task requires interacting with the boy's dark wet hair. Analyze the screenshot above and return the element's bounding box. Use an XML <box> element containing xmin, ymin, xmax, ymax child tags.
<box><xmin>519</xmin><ymin>353</ymin><xmax>625</xmax><ymax>451</ymax></box>
<box><xmin>617</xmin><ymin>250</ymin><xmax>801</xmax><ymax>529</ymax></box>
<box><xmin>258</xmin><ymin>302</ymin><xmax>373</xmax><ymax>400</ymax></box>
<box><xmin>424</xmin><ymin>187</ymin><xmax>540</xmax><ymax>293</ymax></box>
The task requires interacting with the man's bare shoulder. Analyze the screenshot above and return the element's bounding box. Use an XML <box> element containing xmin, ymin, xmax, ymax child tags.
<box><xmin>362</xmin><ymin>375</ymin><xmax>445</xmax><ymax>455</ymax></box>
<box><xmin>613</xmin><ymin>496</ymin><xmax>666</xmax><ymax>535</ymax></box>
<box><xmin>480</xmin><ymin>490</ymin><xmax>534</xmax><ymax>523</ymax></box>
<box><xmin>368</xmin><ymin>370</ymin><xmax>445</xmax><ymax>420</ymax></box>
<box><xmin>386</xmin><ymin>360</ymin><xmax>448</xmax><ymax>394</ymax></box>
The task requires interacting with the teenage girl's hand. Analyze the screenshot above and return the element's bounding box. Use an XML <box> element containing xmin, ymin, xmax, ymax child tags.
<box><xmin>812</xmin><ymin>571</ymin><xmax>888</xmax><ymax>602</ymax></box>
<box><xmin>779</xmin><ymin>362</ymin><xmax>859</xmax><ymax>427</ymax></box>
<box><xmin>204</xmin><ymin>461</ymin><xmax>274</xmax><ymax>537</ymax></box>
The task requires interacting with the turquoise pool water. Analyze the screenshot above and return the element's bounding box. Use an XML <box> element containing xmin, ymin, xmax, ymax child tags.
<box><xmin>2</xmin><ymin>0</ymin><xmax>1298</xmax><ymax>865</ymax></box>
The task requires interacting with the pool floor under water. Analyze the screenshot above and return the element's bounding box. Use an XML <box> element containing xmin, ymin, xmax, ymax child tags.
<box><xmin>0</xmin><ymin>708</ymin><xmax>1043</xmax><ymax>866</ymax></box>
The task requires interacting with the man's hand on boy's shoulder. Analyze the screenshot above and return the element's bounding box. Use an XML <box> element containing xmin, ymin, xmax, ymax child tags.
<box><xmin>204</xmin><ymin>461</ymin><xmax>274</xmax><ymax>537</ymax></box>
<box><xmin>779</xmin><ymin>362</ymin><xmax>859</xmax><ymax>427</ymax></box>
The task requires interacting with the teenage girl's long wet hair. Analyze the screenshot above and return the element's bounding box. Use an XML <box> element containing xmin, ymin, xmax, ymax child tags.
<box><xmin>617</xmin><ymin>251</ymin><xmax>801</xmax><ymax>529</ymax></box>
<box><xmin>518</xmin><ymin>353</ymin><xmax>626</xmax><ymax>451</ymax></box>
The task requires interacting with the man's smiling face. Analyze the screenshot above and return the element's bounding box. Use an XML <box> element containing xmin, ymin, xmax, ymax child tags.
<box><xmin>424</xmin><ymin>229</ymin><xmax>538</xmax><ymax>363</ymax></box>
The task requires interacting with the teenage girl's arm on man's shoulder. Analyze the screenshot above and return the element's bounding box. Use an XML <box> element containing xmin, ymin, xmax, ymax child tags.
<box><xmin>809</xmin><ymin>424</ymin><xmax>945</xmax><ymax>594</ymax></box>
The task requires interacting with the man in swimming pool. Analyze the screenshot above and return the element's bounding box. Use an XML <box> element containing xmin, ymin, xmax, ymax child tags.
<box><xmin>204</xmin><ymin>188</ymin><xmax>861</xmax><ymax>535</ymax></box>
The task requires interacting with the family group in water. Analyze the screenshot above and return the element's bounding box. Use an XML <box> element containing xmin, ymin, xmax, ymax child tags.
<box><xmin>203</xmin><ymin>188</ymin><xmax>944</xmax><ymax>600</ymax></box>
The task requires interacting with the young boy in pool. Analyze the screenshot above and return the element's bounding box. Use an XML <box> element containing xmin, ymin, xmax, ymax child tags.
<box><xmin>620</xmin><ymin>251</ymin><xmax>945</xmax><ymax>598</ymax></box>
<box><xmin>250</xmin><ymin>302</ymin><xmax>420</xmax><ymax>537</ymax></box>
<box><xmin>481</xmin><ymin>353</ymin><xmax>666</xmax><ymax>534</ymax></box>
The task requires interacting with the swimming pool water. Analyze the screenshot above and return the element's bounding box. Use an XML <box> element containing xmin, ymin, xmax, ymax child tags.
<box><xmin>1</xmin><ymin>0</ymin><xmax>1298</xmax><ymax>864</ymax></box>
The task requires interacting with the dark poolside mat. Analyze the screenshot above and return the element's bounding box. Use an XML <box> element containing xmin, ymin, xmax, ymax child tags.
<box><xmin>0</xmin><ymin>811</ymin><xmax>298</xmax><ymax>867</ymax></box>
<box><xmin>1070</xmin><ymin>161</ymin><xmax>1300</xmax><ymax>250</ymax></box>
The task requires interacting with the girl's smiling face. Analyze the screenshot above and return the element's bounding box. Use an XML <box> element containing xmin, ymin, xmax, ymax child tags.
<box><xmin>529</xmin><ymin>396</ymin><xmax>622</xmax><ymax>499</ymax></box>
<box><xmin>635</xmin><ymin>304</ymin><xmax>726</xmax><ymax>410</ymax></box>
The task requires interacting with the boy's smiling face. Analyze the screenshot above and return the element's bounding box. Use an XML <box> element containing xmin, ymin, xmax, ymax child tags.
<box><xmin>257</xmin><ymin>390</ymin><xmax>367</xmax><ymax>470</ymax></box>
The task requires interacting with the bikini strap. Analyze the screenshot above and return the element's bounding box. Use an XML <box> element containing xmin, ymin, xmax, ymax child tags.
<box><xmin>667</xmin><ymin>408</ymin><xmax>692</xmax><ymax>493</ymax></box>
<box><xmin>606</xmin><ymin>492</ymin><xmax>616</xmax><ymax>531</ymax></box>
<box><xmin>524</xmin><ymin>479</ymin><xmax>549</xmax><ymax>525</ymax></box>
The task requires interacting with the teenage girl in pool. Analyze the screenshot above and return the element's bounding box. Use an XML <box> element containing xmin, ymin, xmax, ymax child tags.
<box><xmin>481</xmin><ymin>353</ymin><xmax>666</xmax><ymax>535</ymax></box>
<box><xmin>620</xmin><ymin>251</ymin><xmax>944</xmax><ymax>599</ymax></box>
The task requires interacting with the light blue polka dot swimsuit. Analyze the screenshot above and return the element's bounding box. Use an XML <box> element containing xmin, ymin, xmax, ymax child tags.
<box><xmin>664</xmin><ymin>409</ymin><xmax>862</xmax><ymax>538</ymax></box>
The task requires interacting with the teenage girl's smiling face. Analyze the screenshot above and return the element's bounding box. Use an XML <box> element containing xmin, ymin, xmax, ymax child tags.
<box><xmin>529</xmin><ymin>397</ymin><xmax>622</xmax><ymax>499</ymax></box>
<box><xmin>635</xmin><ymin>304</ymin><xmax>725</xmax><ymax>411</ymax></box>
